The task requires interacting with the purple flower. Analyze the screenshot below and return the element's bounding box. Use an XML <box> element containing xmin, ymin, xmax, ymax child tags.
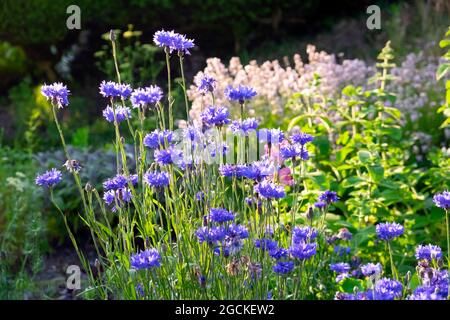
<box><xmin>103</xmin><ymin>188</ymin><xmax>132</xmax><ymax>212</ymax></box>
<box><xmin>409</xmin><ymin>286</ymin><xmax>446</xmax><ymax>300</ymax></box>
<box><xmin>209</xmin><ymin>208</ymin><xmax>235</xmax><ymax>223</ymax></box>
<box><xmin>102</xmin><ymin>105</ymin><xmax>132</xmax><ymax>123</ymax></box>
<box><xmin>35</xmin><ymin>168</ymin><xmax>62</xmax><ymax>188</ymax></box>
<box><xmin>433</xmin><ymin>191</ymin><xmax>450</xmax><ymax>210</ymax></box>
<box><xmin>226</xmin><ymin>224</ymin><xmax>249</xmax><ymax>239</ymax></box>
<box><xmin>254</xmin><ymin>238</ymin><xmax>278</xmax><ymax>251</ymax></box>
<box><xmin>196</xmin><ymin>75</ymin><xmax>216</xmax><ymax>94</ymax></box>
<box><xmin>273</xmin><ymin>261</ymin><xmax>294</xmax><ymax>274</ymax></box>
<box><xmin>130</xmin><ymin>248</ymin><xmax>161</xmax><ymax>270</ymax></box>
<box><xmin>144</xmin><ymin>171</ymin><xmax>170</xmax><ymax>188</ymax></box>
<box><xmin>318</xmin><ymin>190</ymin><xmax>339</xmax><ymax>204</ymax></box>
<box><xmin>361</xmin><ymin>263</ymin><xmax>383</xmax><ymax>277</ymax></box>
<box><xmin>371</xmin><ymin>278</ymin><xmax>403</xmax><ymax>300</ymax></box>
<box><xmin>153</xmin><ymin>30</ymin><xmax>195</xmax><ymax>55</ymax></box>
<box><xmin>195</xmin><ymin>226</ymin><xmax>226</xmax><ymax>244</ymax></box>
<box><xmin>334</xmin><ymin>292</ymin><xmax>366</xmax><ymax>300</ymax></box>
<box><xmin>143</xmin><ymin>130</ymin><xmax>173</xmax><ymax>149</ymax></box>
<box><xmin>99</xmin><ymin>81</ymin><xmax>132</xmax><ymax>99</ymax></box>
<box><xmin>219</xmin><ymin>164</ymin><xmax>236</xmax><ymax>177</ymax></box>
<box><xmin>269</xmin><ymin>247</ymin><xmax>289</xmax><ymax>260</ymax></box>
<box><xmin>224</xmin><ymin>85</ymin><xmax>257</xmax><ymax>104</ymax></box>
<box><xmin>254</xmin><ymin>180</ymin><xmax>285</xmax><ymax>199</ymax></box>
<box><xmin>200</xmin><ymin>105</ymin><xmax>230</xmax><ymax>127</ymax></box>
<box><xmin>314</xmin><ymin>201</ymin><xmax>326</xmax><ymax>209</ymax></box>
<box><xmin>154</xmin><ymin>147</ymin><xmax>183</xmax><ymax>165</ymax></box>
<box><xmin>230</xmin><ymin>118</ymin><xmax>259</xmax><ymax>135</ymax></box>
<box><xmin>415</xmin><ymin>244</ymin><xmax>442</xmax><ymax>261</ymax></box>
<box><xmin>279</xmin><ymin>143</ymin><xmax>302</xmax><ymax>160</ymax></box>
<box><xmin>290</xmin><ymin>132</ymin><xmax>314</xmax><ymax>145</ymax></box>
<box><xmin>41</xmin><ymin>83</ymin><xmax>70</xmax><ymax>108</ymax></box>
<box><xmin>258</xmin><ymin>128</ymin><xmax>284</xmax><ymax>144</ymax></box>
<box><xmin>334</xmin><ymin>245</ymin><xmax>351</xmax><ymax>257</ymax></box>
<box><xmin>130</xmin><ymin>86</ymin><xmax>163</xmax><ymax>108</ymax></box>
<box><xmin>376</xmin><ymin>222</ymin><xmax>404</xmax><ymax>241</ymax></box>
<box><xmin>103</xmin><ymin>174</ymin><xmax>128</xmax><ymax>191</ymax></box>
<box><xmin>330</xmin><ymin>262</ymin><xmax>350</xmax><ymax>273</ymax></box>
<box><xmin>292</xmin><ymin>226</ymin><xmax>318</xmax><ymax>243</ymax></box>
<box><xmin>289</xmin><ymin>242</ymin><xmax>317</xmax><ymax>260</ymax></box>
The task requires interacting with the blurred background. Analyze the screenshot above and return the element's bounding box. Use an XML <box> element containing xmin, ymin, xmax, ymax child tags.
<box><xmin>0</xmin><ymin>0</ymin><xmax>449</xmax><ymax>299</ymax></box>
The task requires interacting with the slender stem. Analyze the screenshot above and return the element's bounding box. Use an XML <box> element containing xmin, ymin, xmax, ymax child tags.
<box><xmin>179</xmin><ymin>54</ymin><xmax>190</xmax><ymax>124</ymax></box>
<box><xmin>165</xmin><ymin>48</ymin><xmax>173</xmax><ymax>130</ymax></box>
<box><xmin>387</xmin><ymin>241</ymin><xmax>397</xmax><ymax>280</ymax></box>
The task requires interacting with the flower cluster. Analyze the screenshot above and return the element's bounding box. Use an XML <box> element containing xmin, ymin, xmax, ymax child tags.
<box><xmin>130</xmin><ymin>248</ymin><xmax>161</xmax><ymax>270</ymax></box>
<box><xmin>99</xmin><ymin>81</ymin><xmax>132</xmax><ymax>99</ymax></box>
<box><xmin>103</xmin><ymin>105</ymin><xmax>132</xmax><ymax>123</ymax></box>
<box><xmin>153</xmin><ymin>29</ymin><xmax>195</xmax><ymax>55</ymax></box>
<box><xmin>144</xmin><ymin>171</ymin><xmax>170</xmax><ymax>188</ymax></box>
<box><xmin>130</xmin><ymin>86</ymin><xmax>163</xmax><ymax>108</ymax></box>
<box><xmin>200</xmin><ymin>105</ymin><xmax>231</xmax><ymax>128</ymax></box>
<box><xmin>41</xmin><ymin>83</ymin><xmax>70</xmax><ymax>108</ymax></box>
<box><xmin>375</xmin><ymin>222</ymin><xmax>404</xmax><ymax>241</ymax></box>
<box><xmin>143</xmin><ymin>130</ymin><xmax>173</xmax><ymax>149</ymax></box>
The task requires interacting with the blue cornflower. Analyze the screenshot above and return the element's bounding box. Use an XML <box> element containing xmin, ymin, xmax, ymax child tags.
<box><xmin>244</xmin><ymin>160</ymin><xmax>275</xmax><ymax>181</ymax></box>
<box><xmin>289</xmin><ymin>242</ymin><xmax>317</xmax><ymax>260</ymax></box>
<box><xmin>130</xmin><ymin>248</ymin><xmax>161</xmax><ymax>270</ymax></box>
<box><xmin>230</xmin><ymin>118</ymin><xmax>259</xmax><ymax>136</ymax></box>
<box><xmin>254</xmin><ymin>238</ymin><xmax>278</xmax><ymax>251</ymax></box>
<box><xmin>290</xmin><ymin>132</ymin><xmax>314</xmax><ymax>145</ymax></box>
<box><xmin>196</xmin><ymin>75</ymin><xmax>216</xmax><ymax>94</ymax></box>
<box><xmin>415</xmin><ymin>244</ymin><xmax>443</xmax><ymax>261</ymax></box>
<box><xmin>334</xmin><ymin>292</ymin><xmax>366</xmax><ymax>300</ymax></box>
<box><xmin>224</xmin><ymin>85</ymin><xmax>257</xmax><ymax>104</ymax></box>
<box><xmin>269</xmin><ymin>247</ymin><xmax>289</xmax><ymax>260</ymax></box>
<box><xmin>144</xmin><ymin>171</ymin><xmax>169</xmax><ymax>188</ymax></box>
<box><xmin>41</xmin><ymin>83</ymin><xmax>70</xmax><ymax>108</ymax></box>
<box><xmin>409</xmin><ymin>287</ymin><xmax>446</xmax><ymax>300</ymax></box>
<box><xmin>254</xmin><ymin>180</ymin><xmax>285</xmax><ymax>199</ymax></box>
<box><xmin>143</xmin><ymin>129</ymin><xmax>173</xmax><ymax>149</ymax></box>
<box><xmin>103</xmin><ymin>188</ymin><xmax>132</xmax><ymax>212</ymax></box>
<box><xmin>292</xmin><ymin>226</ymin><xmax>318</xmax><ymax>243</ymax></box>
<box><xmin>130</xmin><ymin>86</ymin><xmax>163</xmax><ymax>108</ymax></box>
<box><xmin>273</xmin><ymin>261</ymin><xmax>294</xmax><ymax>274</ymax></box>
<box><xmin>219</xmin><ymin>164</ymin><xmax>236</xmax><ymax>177</ymax></box>
<box><xmin>153</xmin><ymin>30</ymin><xmax>195</xmax><ymax>55</ymax></box>
<box><xmin>35</xmin><ymin>168</ymin><xmax>62</xmax><ymax>188</ymax></box>
<box><xmin>226</xmin><ymin>224</ymin><xmax>249</xmax><ymax>239</ymax></box>
<box><xmin>318</xmin><ymin>190</ymin><xmax>339</xmax><ymax>204</ymax></box>
<box><xmin>99</xmin><ymin>81</ymin><xmax>132</xmax><ymax>99</ymax></box>
<box><xmin>200</xmin><ymin>105</ymin><xmax>230</xmax><ymax>127</ymax></box>
<box><xmin>196</xmin><ymin>191</ymin><xmax>206</xmax><ymax>202</ymax></box>
<box><xmin>334</xmin><ymin>245</ymin><xmax>351</xmax><ymax>257</ymax></box>
<box><xmin>195</xmin><ymin>226</ymin><xmax>226</xmax><ymax>244</ymax></box>
<box><xmin>258</xmin><ymin>128</ymin><xmax>284</xmax><ymax>144</ymax></box>
<box><xmin>361</xmin><ymin>263</ymin><xmax>383</xmax><ymax>277</ymax></box>
<box><xmin>102</xmin><ymin>105</ymin><xmax>132</xmax><ymax>123</ymax></box>
<box><xmin>279</xmin><ymin>143</ymin><xmax>302</xmax><ymax>160</ymax></box>
<box><xmin>330</xmin><ymin>262</ymin><xmax>351</xmax><ymax>274</ymax></box>
<box><xmin>376</xmin><ymin>222</ymin><xmax>404</xmax><ymax>241</ymax></box>
<box><xmin>103</xmin><ymin>174</ymin><xmax>128</xmax><ymax>191</ymax></box>
<box><xmin>371</xmin><ymin>278</ymin><xmax>403</xmax><ymax>300</ymax></box>
<box><xmin>314</xmin><ymin>201</ymin><xmax>326</xmax><ymax>209</ymax></box>
<box><xmin>433</xmin><ymin>191</ymin><xmax>450</xmax><ymax>210</ymax></box>
<box><xmin>154</xmin><ymin>147</ymin><xmax>183</xmax><ymax>165</ymax></box>
<box><xmin>209</xmin><ymin>208</ymin><xmax>235</xmax><ymax>223</ymax></box>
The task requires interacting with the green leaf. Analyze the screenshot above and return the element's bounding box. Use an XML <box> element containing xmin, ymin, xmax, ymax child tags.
<box><xmin>436</xmin><ymin>63</ymin><xmax>450</xmax><ymax>81</ymax></box>
<box><xmin>339</xmin><ymin>278</ymin><xmax>364</xmax><ymax>293</ymax></box>
<box><xmin>368</xmin><ymin>165</ymin><xmax>384</xmax><ymax>182</ymax></box>
<box><xmin>358</xmin><ymin>150</ymin><xmax>372</xmax><ymax>164</ymax></box>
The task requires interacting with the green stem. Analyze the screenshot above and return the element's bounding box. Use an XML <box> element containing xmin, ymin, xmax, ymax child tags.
<box><xmin>179</xmin><ymin>54</ymin><xmax>190</xmax><ymax>124</ymax></box>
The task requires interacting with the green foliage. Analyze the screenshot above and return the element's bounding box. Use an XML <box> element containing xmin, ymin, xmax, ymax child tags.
<box><xmin>437</xmin><ymin>26</ymin><xmax>450</xmax><ymax>129</ymax></box>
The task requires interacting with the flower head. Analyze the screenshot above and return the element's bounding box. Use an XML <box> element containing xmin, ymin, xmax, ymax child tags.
<box><xmin>371</xmin><ymin>278</ymin><xmax>403</xmax><ymax>300</ymax></box>
<box><xmin>154</xmin><ymin>147</ymin><xmax>183</xmax><ymax>165</ymax></box>
<box><xmin>361</xmin><ymin>263</ymin><xmax>383</xmax><ymax>277</ymax></box>
<box><xmin>273</xmin><ymin>261</ymin><xmax>294</xmax><ymax>274</ymax></box>
<box><xmin>103</xmin><ymin>188</ymin><xmax>132</xmax><ymax>212</ymax></box>
<box><xmin>230</xmin><ymin>118</ymin><xmax>259</xmax><ymax>136</ymax></box>
<box><xmin>415</xmin><ymin>244</ymin><xmax>442</xmax><ymax>261</ymax></box>
<box><xmin>103</xmin><ymin>174</ymin><xmax>128</xmax><ymax>191</ymax></box>
<box><xmin>153</xmin><ymin>29</ymin><xmax>195</xmax><ymax>54</ymax></box>
<box><xmin>41</xmin><ymin>83</ymin><xmax>70</xmax><ymax>108</ymax></box>
<box><xmin>433</xmin><ymin>191</ymin><xmax>450</xmax><ymax>210</ymax></box>
<box><xmin>224</xmin><ymin>85</ymin><xmax>257</xmax><ymax>104</ymax></box>
<box><xmin>200</xmin><ymin>105</ymin><xmax>230</xmax><ymax>127</ymax></box>
<box><xmin>99</xmin><ymin>81</ymin><xmax>132</xmax><ymax>99</ymax></box>
<box><xmin>130</xmin><ymin>248</ymin><xmax>161</xmax><ymax>270</ymax></box>
<box><xmin>195</xmin><ymin>226</ymin><xmax>226</xmax><ymax>244</ymax></box>
<box><xmin>254</xmin><ymin>180</ymin><xmax>285</xmax><ymax>199</ymax></box>
<box><xmin>143</xmin><ymin>130</ymin><xmax>173</xmax><ymax>149</ymax></box>
<box><xmin>254</xmin><ymin>238</ymin><xmax>278</xmax><ymax>251</ymax></box>
<box><xmin>376</xmin><ymin>222</ymin><xmax>404</xmax><ymax>241</ymax></box>
<box><xmin>130</xmin><ymin>86</ymin><xmax>163</xmax><ymax>108</ymax></box>
<box><xmin>102</xmin><ymin>105</ymin><xmax>132</xmax><ymax>123</ymax></box>
<box><xmin>196</xmin><ymin>75</ymin><xmax>216</xmax><ymax>94</ymax></box>
<box><xmin>144</xmin><ymin>171</ymin><xmax>170</xmax><ymax>188</ymax></box>
<box><xmin>318</xmin><ymin>190</ymin><xmax>339</xmax><ymax>204</ymax></box>
<box><xmin>290</xmin><ymin>132</ymin><xmax>314</xmax><ymax>145</ymax></box>
<box><xmin>292</xmin><ymin>226</ymin><xmax>318</xmax><ymax>243</ymax></box>
<box><xmin>35</xmin><ymin>168</ymin><xmax>62</xmax><ymax>188</ymax></box>
<box><xmin>289</xmin><ymin>242</ymin><xmax>317</xmax><ymax>260</ymax></box>
<box><xmin>258</xmin><ymin>128</ymin><xmax>284</xmax><ymax>144</ymax></box>
<box><xmin>209</xmin><ymin>208</ymin><xmax>235</xmax><ymax>223</ymax></box>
